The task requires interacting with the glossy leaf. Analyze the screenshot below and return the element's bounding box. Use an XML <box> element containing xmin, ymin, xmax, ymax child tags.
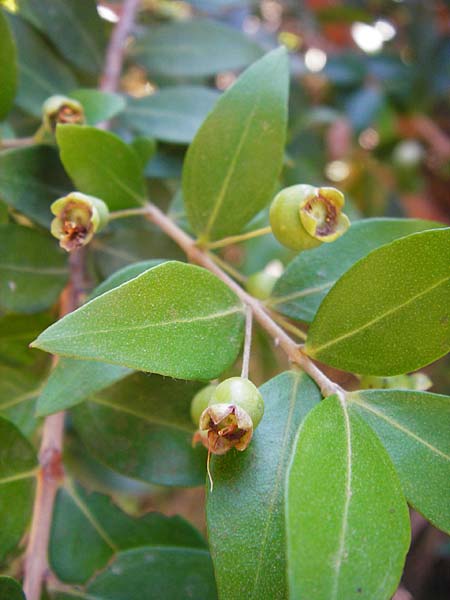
<box><xmin>0</xmin><ymin>577</ymin><xmax>25</xmax><ymax>600</ymax></box>
<box><xmin>287</xmin><ymin>396</ymin><xmax>410</xmax><ymax>600</ymax></box>
<box><xmin>270</xmin><ymin>218</ymin><xmax>443</xmax><ymax>323</ymax></box>
<box><xmin>89</xmin><ymin>259</ymin><xmax>165</xmax><ymax>299</ymax></box>
<box><xmin>69</xmin><ymin>89</ymin><xmax>126</xmax><ymax>125</ymax></box>
<box><xmin>6</xmin><ymin>13</ymin><xmax>76</xmax><ymax>117</ymax></box>
<box><xmin>17</xmin><ymin>0</ymin><xmax>106</xmax><ymax>75</ymax></box>
<box><xmin>0</xmin><ymin>145</ymin><xmax>71</xmax><ymax>228</ymax></box>
<box><xmin>0</xmin><ymin>9</ymin><xmax>17</xmax><ymax>120</ymax></box>
<box><xmin>0</xmin><ymin>313</ymin><xmax>53</xmax><ymax>367</ymax></box>
<box><xmin>36</xmin><ymin>359</ymin><xmax>131</xmax><ymax>416</ymax></box>
<box><xmin>0</xmin><ymin>416</ymin><xmax>37</xmax><ymax>560</ymax></box>
<box><xmin>207</xmin><ymin>370</ymin><xmax>321</xmax><ymax>600</ymax></box>
<box><xmin>306</xmin><ymin>228</ymin><xmax>450</xmax><ymax>375</ymax></box>
<box><xmin>56</xmin><ymin>125</ymin><xmax>146</xmax><ymax>210</ymax></box>
<box><xmin>50</xmin><ymin>482</ymin><xmax>206</xmax><ymax>583</ymax></box>
<box><xmin>350</xmin><ymin>389</ymin><xmax>450</xmax><ymax>533</ymax></box>
<box><xmin>132</xmin><ymin>18</ymin><xmax>263</xmax><ymax>78</ymax></box>
<box><xmin>0</xmin><ymin>224</ymin><xmax>68</xmax><ymax>314</ymax></box>
<box><xmin>71</xmin><ymin>372</ymin><xmax>206</xmax><ymax>486</ymax></box>
<box><xmin>183</xmin><ymin>48</ymin><xmax>289</xmax><ymax>241</ymax></box>
<box><xmin>123</xmin><ymin>86</ymin><xmax>220</xmax><ymax>144</ymax></box>
<box><xmin>32</xmin><ymin>261</ymin><xmax>245</xmax><ymax>380</ymax></box>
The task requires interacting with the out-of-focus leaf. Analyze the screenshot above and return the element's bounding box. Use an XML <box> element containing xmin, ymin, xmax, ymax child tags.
<box><xmin>287</xmin><ymin>396</ymin><xmax>410</xmax><ymax>600</ymax></box>
<box><xmin>32</xmin><ymin>262</ymin><xmax>245</xmax><ymax>380</ymax></box>
<box><xmin>0</xmin><ymin>224</ymin><xmax>68</xmax><ymax>314</ymax></box>
<box><xmin>350</xmin><ymin>389</ymin><xmax>450</xmax><ymax>534</ymax></box>
<box><xmin>345</xmin><ymin>87</ymin><xmax>385</xmax><ymax>132</ymax></box>
<box><xmin>17</xmin><ymin>0</ymin><xmax>106</xmax><ymax>75</ymax></box>
<box><xmin>0</xmin><ymin>363</ymin><xmax>46</xmax><ymax>435</ymax></box>
<box><xmin>0</xmin><ymin>145</ymin><xmax>71</xmax><ymax>228</ymax></box>
<box><xmin>71</xmin><ymin>372</ymin><xmax>207</xmax><ymax>486</ymax></box>
<box><xmin>6</xmin><ymin>13</ymin><xmax>77</xmax><ymax>117</ymax></box>
<box><xmin>306</xmin><ymin>228</ymin><xmax>450</xmax><ymax>375</ymax></box>
<box><xmin>0</xmin><ymin>577</ymin><xmax>25</xmax><ymax>600</ymax></box>
<box><xmin>69</xmin><ymin>89</ymin><xmax>126</xmax><ymax>125</ymax></box>
<box><xmin>0</xmin><ymin>9</ymin><xmax>17</xmax><ymax>120</ymax></box>
<box><xmin>50</xmin><ymin>482</ymin><xmax>206</xmax><ymax>583</ymax></box>
<box><xmin>207</xmin><ymin>370</ymin><xmax>321</xmax><ymax>600</ymax></box>
<box><xmin>132</xmin><ymin>18</ymin><xmax>263</xmax><ymax>78</ymax></box>
<box><xmin>183</xmin><ymin>48</ymin><xmax>289</xmax><ymax>241</ymax></box>
<box><xmin>123</xmin><ymin>86</ymin><xmax>220</xmax><ymax>144</ymax></box>
<box><xmin>0</xmin><ymin>313</ymin><xmax>53</xmax><ymax>366</ymax></box>
<box><xmin>0</xmin><ymin>416</ymin><xmax>37</xmax><ymax>560</ymax></box>
<box><xmin>56</xmin><ymin>125</ymin><xmax>146</xmax><ymax>210</ymax></box>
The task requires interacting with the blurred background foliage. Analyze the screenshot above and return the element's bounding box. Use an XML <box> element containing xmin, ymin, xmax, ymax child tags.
<box><xmin>0</xmin><ymin>1</ymin><xmax>449</xmax><ymax>597</ymax></box>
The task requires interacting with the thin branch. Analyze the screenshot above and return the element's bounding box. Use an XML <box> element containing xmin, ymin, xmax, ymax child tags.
<box><xmin>241</xmin><ymin>307</ymin><xmax>253</xmax><ymax>379</ymax></box>
<box><xmin>144</xmin><ymin>203</ymin><xmax>343</xmax><ymax>399</ymax></box>
<box><xmin>100</xmin><ymin>0</ymin><xmax>141</xmax><ymax>93</ymax></box>
<box><xmin>109</xmin><ymin>207</ymin><xmax>151</xmax><ymax>221</ymax></box>
<box><xmin>23</xmin><ymin>1</ymin><xmax>141</xmax><ymax>596</ymax></box>
<box><xmin>203</xmin><ymin>226</ymin><xmax>273</xmax><ymax>250</ymax></box>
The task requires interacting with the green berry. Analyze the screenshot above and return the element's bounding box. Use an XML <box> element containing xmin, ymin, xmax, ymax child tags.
<box><xmin>210</xmin><ymin>377</ymin><xmax>264</xmax><ymax>428</ymax></box>
<box><xmin>269</xmin><ymin>184</ymin><xmax>350</xmax><ymax>251</ymax></box>
<box><xmin>190</xmin><ymin>384</ymin><xmax>217</xmax><ymax>426</ymax></box>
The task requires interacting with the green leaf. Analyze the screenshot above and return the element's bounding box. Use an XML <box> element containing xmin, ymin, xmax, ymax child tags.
<box><xmin>207</xmin><ymin>370</ymin><xmax>321</xmax><ymax>600</ymax></box>
<box><xmin>0</xmin><ymin>9</ymin><xmax>17</xmax><ymax>120</ymax></box>
<box><xmin>287</xmin><ymin>396</ymin><xmax>410</xmax><ymax>600</ymax></box>
<box><xmin>132</xmin><ymin>18</ymin><xmax>263</xmax><ymax>78</ymax></box>
<box><xmin>69</xmin><ymin>89</ymin><xmax>126</xmax><ymax>125</ymax></box>
<box><xmin>71</xmin><ymin>372</ymin><xmax>206</xmax><ymax>486</ymax></box>
<box><xmin>32</xmin><ymin>261</ymin><xmax>245</xmax><ymax>380</ymax></box>
<box><xmin>89</xmin><ymin>259</ymin><xmax>165</xmax><ymax>299</ymax></box>
<box><xmin>0</xmin><ymin>416</ymin><xmax>37</xmax><ymax>560</ymax></box>
<box><xmin>0</xmin><ymin>224</ymin><xmax>68</xmax><ymax>314</ymax></box>
<box><xmin>50</xmin><ymin>482</ymin><xmax>206</xmax><ymax>583</ymax></box>
<box><xmin>183</xmin><ymin>48</ymin><xmax>289</xmax><ymax>242</ymax></box>
<box><xmin>0</xmin><ymin>577</ymin><xmax>25</xmax><ymax>600</ymax></box>
<box><xmin>306</xmin><ymin>228</ymin><xmax>450</xmax><ymax>375</ymax></box>
<box><xmin>0</xmin><ymin>312</ymin><xmax>53</xmax><ymax>367</ymax></box>
<box><xmin>36</xmin><ymin>359</ymin><xmax>131</xmax><ymax>416</ymax></box>
<box><xmin>56</xmin><ymin>125</ymin><xmax>146</xmax><ymax>210</ymax></box>
<box><xmin>350</xmin><ymin>389</ymin><xmax>450</xmax><ymax>534</ymax></box>
<box><xmin>0</xmin><ymin>145</ymin><xmax>71</xmax><ymax>228</ymax></box>
<box><xmin>17</xmin><ymin>0</ymin><xmax>106</xmax><ymax>75</ymax></box>
<box><xmin>123</xmin><ymin>86</ymin><xmax>220</xmax><ymax>144</ymax></box>
<box><xmin>270</xmin><ymin>218</ymin><xmax>443</xmax><ymax>323</ymax></box>
<box><xmin>0</xmin><ymin>362</ymin><xmax>46</xmax><ymax>435</ymax></box>
<box><xmin>131</xmin><ymin>136</ymin><xmax>157</xmax><ymax>168</ymax></box>
<box><xmin>6</xmin><ymin>13</ymin><xmax>77</xmax><ymax>117</ymax></box>
<box><xmin>51</xmin><ymin>545</ymin><xmax>217</xmax><ymax>600</ymax></box>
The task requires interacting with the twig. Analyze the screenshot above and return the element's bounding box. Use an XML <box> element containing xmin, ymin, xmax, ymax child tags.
<box><xmin>100</xmin><ymin>0</ymin><xmax>141</xmax><ymax>93</ymax></box>
<box><xmin>241</xmin><ymin>307</ymin><xmax>253</xmax><ymax>379</ymax></box>
<box><xmin>145</xmin><ymin>203</ymin><xmax>343</xmax><ymax>399</ymax></box>
<box><xmin>203</xmin><ymin>226</ymin><xmax>272</xmax><ymax>250</ymax></box>
<box><xmin>22</xmin><ymin>0</ymin><xmax>141</xmax><ymax>596</ymax></box>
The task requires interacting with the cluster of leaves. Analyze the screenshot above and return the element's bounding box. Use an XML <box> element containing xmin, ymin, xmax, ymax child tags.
<box><xmin>0</xmin><ymin>1</ymin><xmax>449</xmax><ymax>599</ymax></box>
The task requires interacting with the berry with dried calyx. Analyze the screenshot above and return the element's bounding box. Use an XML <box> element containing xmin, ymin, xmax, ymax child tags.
<box><xmin>42</xmin><ymin>95</ymin><xmax>85</xmax><ymax>133</ymax></box>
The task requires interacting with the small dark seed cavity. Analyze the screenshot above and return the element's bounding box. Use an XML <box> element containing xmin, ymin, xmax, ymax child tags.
<box><xmin>304</xmin><ymin>195</ymin><xmax>338</xmax><ymax>236</ymax></box>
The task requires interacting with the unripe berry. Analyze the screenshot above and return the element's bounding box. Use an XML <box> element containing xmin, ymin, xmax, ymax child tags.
<box><xmin>190</xmin><ymin>384</ymin><xmax>217</xmax><ymax>426</ymax></box>
<box><xmin>50</xmin><ymin>192</ymin><xmax>109</xmax><ymax>252</ymax></box>
<box><xmin>197</xmin><ymin>377</ymin><xmax>264</xmax><ymax>455</ymax></box>
<box><xmin>42</xmin><ymin>95</ymin><xmax>85</xmax><ymax>133</ymax></box>
<box><xmin>269</xmin><ymin>184</ymin><xmax>350</xmax><ymax>251</ymax></box>
<box><xmin>245</xmin><ymin>271</ymin><xmax>278</xmax><ymax>300</ymax></box>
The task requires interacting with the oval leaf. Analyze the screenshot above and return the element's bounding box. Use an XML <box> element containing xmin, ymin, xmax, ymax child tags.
<box><xmin>50</xmin><ymin>482</ymin><xmax>206</xmax><ymax>583</ymax></box>
<box><xmin>287</xmin><ymin>396</ymin><xmax>410</xmax><ymax>600</ymax></box>
<box><xmin>0</xmin><ymin>416</ymin><xmax>37</xmax><ymax>560</ymax></box>
<box><xmin>0</xmin><ymin>577</ymin><xmax>25</xmax><ymax>600</ymax></box>
<box><xmin>132</xmin><ymin>18</ymin><xmax>263</xmax><ymax>78</ymax></box>
<box><xmin>350</xmin><ymin>389</ymin><xmax>450</xmax><ymax>534</ymax></box>
<box><xmin>0</xmin><ymin>9</ymin><xmax>17</xmax><ymax>120</ymax></box>
<box><xmin>124</xmin><ymin>86</ymin><xmax>220</xmax><ymax>144</ymax></box>
<box><xmin>183</xmin><ymin>47</ymin><xmax>289</xmax><ymax>242</ymax></box>
<box><xmin>71</xmin><ymin>372</ymin><xmax>206</xmax><ymax>486</ymax></box>
<box><xmin>32</xmin><ymin>261</ymin><xmax>245</xmax><ymax>380</ymax></box>
<box><xmin>306</xmin><ymin>228</ymin><xmax>450</xmax><ymax>375</ymax></box>
<box><xmin>0</xmin><ymin>224</ymin><xmax>68</xmax><ymax>314</ymax></box>
<box><xmin>56</xmin><ymin>125</ymin><xmax>146</xmax><ymax>210</ymax></box>
<box><xmin>69</xmin><ymin>89</ymin><xmax>126</xmax><ymax>125</ymax></box>
<box><xmin>270</xmin><ymin>218</ymin><xmax>443</xmax><ymax>323</ymax></box>
<box><xmin>207</xmin><ymin>370</ymin><xmax>321</xmax><ymax>600</ymax></box>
